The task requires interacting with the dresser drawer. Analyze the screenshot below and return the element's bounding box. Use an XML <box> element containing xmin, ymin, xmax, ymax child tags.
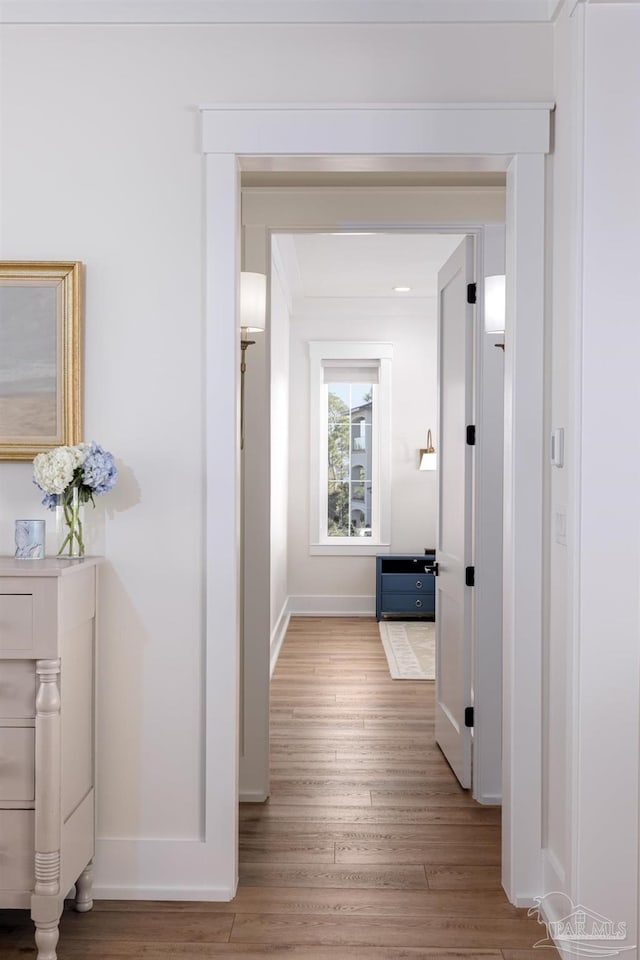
<box><xmin>380</xmin><ymin>593</ymin><xmax>435</xmax><ymax>615</ymax></box>
<box><xmin>0</xmin><ymin>661</ymin><xmax>36</xmax><ymax>719</ymax></box>
<box><xmin>0</xmin><ymin>728</ymin><xmax>35</xmax><ymax>802</ymax></box>
<box><xmin>0</xmin><ymin>595</ymin><xmax>33</xmax><ymax>653</ymax></box>
<box><xmin>381</xmin><ymin>573</ymin><xmax>435</xmax><ymax>595</ymax></box>
<box><xmin>0</xmin><ymin>810</ymin><xmax>34</xmax><ymax>891</ymax></box>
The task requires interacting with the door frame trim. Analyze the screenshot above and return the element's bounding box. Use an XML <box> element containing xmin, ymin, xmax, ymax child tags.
<box><xmin>201</xmin><ymin>101</ymin><xmax>550</xmax><ymax>905</ymax></box>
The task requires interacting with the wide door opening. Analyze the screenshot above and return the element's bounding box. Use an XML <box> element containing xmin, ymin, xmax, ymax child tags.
<box><xmin>240</xmin><ymin>215</ymin><xmax>504</xmax><ymax>815</ymax></box>
<box><xmin>204</xmin><ymin>110</ymin><xmax>548</xmax><ymax>902</ymax></box>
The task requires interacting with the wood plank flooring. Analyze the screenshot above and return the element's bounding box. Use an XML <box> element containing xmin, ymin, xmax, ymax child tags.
<box><xmin>1</xmin><ymin>616</ymin><xmax>554</xmax><ymax>959</ymax></box>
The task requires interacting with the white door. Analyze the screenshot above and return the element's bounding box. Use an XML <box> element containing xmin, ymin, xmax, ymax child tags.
<box><xmin>435</xmin><ymin>236</ymin><xmax>474</xmax><ymax>789</ymax></box>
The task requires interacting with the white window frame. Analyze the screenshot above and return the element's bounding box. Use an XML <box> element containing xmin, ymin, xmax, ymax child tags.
<box><xmin>309</xmin><ymin>341</ymin><xmax>392</xmax><ymax>556</ymax></box>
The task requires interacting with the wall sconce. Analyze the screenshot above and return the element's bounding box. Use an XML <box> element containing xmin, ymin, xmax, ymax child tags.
<box><xmin>485</xmin><ymin>274</ymin><xmax>506</xmax><ymax>350</ymax></box>
<box><xmin>419</xmin><ymin>430</ymin><xmax>437</xmax><ymax>471</ymax></box>
<box><xmin>240</xmin><ymin>271</ymin><xmax>266</xmax><ymax>450</ymax></box>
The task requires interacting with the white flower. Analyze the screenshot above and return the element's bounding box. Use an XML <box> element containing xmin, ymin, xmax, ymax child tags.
<box><xmin>33</xmin><ymin>446</ymin><xmax>80</xmax><ymax>495</ymax></box>
<box><xmin>71</xmin><ymin>442</ymin><xmax>90</xmax><ymax>468</ymax></box>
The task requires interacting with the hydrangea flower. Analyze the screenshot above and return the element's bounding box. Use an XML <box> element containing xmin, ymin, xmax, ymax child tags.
<box><xmin>33</xmin><ymin>440</ymin><xmax>118</xmax><ymax>508</ymax></box>
<box><xmin>33</xmin><ymin>446</ymin><xmax>80</xmax><ymax>496</ymax></box>
<box><xmin>82</xmin><ymin>442</ymin><xmax>118</xmax><ymax>496</ymax></box>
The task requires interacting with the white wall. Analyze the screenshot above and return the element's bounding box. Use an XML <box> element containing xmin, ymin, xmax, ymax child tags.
<box><xmin>287</xmin><ymin>305</ymin><xmax>437</xmax><ymax>612</ymax></box>
<box><xmin>575</xmin><ymin>1</ymin><xmax>640</xmax><ymax>939</ymax></box>
<box><xmin>545</xmin><ymin>2</ymin><xmax>640</xmax><ymax>949</ymax></box>
<box><xmin>0</xmin><ymin>18</ymin><xmax>551</xmax><ymax>896</ymax></box>
<box><xmin>269</xmin><ymin>245</ymin><xmax>292</xmax><ymax>649</ymax></box>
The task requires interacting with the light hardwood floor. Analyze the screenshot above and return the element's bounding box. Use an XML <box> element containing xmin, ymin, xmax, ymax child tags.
<box><xmin>1</xmin><ymin>616</ymin><xmax>554</xmax><ymax>958</ymax></box>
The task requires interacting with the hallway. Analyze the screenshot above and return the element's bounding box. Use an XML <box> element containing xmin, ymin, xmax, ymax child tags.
<box><xmin>236</xmin><ymin>616</ymin><xmax>552</xmax><ymax>956</ymax></box>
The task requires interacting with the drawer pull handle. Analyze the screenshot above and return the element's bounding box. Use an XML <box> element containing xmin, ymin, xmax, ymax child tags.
<box><xmin>415</xmin><ymin>599</ymin><xmax>423</xmax><ymax>608</ymax></box>
<box><xmin>415</xmin><ymin>580</ymin><xmax>422</xmax><ymax>589</ymax></box>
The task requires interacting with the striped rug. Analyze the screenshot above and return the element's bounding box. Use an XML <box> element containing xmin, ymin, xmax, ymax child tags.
<box><xmin>378</xmin><ymin>620</ymin><xmax>436</xmax><ymax>680</ymax></box>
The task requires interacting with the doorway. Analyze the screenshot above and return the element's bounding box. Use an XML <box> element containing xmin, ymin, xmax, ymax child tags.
<box><xmin>201</xmin><ymin>101</ymin><xmax>549</xmax><ymax>905</ymax></box>
<box><xmin>257</xmin><ymin>226</ymin><xmax>503</xmax><ymax>800</ymax></box>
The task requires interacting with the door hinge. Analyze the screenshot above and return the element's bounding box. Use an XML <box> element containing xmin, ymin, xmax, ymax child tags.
<box><xmin>467</xmin><ymin>282</ymin><xmax>477</xmax><ymax>304</ymax></box>
<box><xmin>466</xmin><ymin>425</ymin><xmax>476</xmax><ymax>446</ymax></box>
<box><xmin>465</xmin><ymin>566</ymin><xmax>475</xmax><ymax>587</ymax></box>
<box><xmin>464</xmin><ymin>706</ymin><xmax>474</xmax><ymax>728</ymax></box>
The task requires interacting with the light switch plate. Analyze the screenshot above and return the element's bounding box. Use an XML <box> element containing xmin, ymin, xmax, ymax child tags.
<box><xmin>551</xmin><ymin>428</ymin><xmax>564</xmax><ymax>467</ymax></box>
<box><xmin>555</xmin><ymin>510</ymin><xmax>567</xmax><ymax>545</ymax></box>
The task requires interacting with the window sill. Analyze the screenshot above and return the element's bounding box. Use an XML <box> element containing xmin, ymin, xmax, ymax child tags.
<box><xmin>309</xmin><ymin>542</ymin><xmax>390</xmax><ymax>557</ymax></box>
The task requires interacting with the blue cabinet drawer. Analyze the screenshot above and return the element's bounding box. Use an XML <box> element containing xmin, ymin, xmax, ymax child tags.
<box><xmin>375</xmin><ymin>552</ymin><xmax>437</xmax><ymax>621</ymax></box>
<box><xmin>380</xmin><ymin>573</ymin><xmax>434</xmax><ymax>595</ymax></box>
<box><xmin>380</xmin><ymin>593</ymin><xmax>435</xmax><ymax>615</ymax></box>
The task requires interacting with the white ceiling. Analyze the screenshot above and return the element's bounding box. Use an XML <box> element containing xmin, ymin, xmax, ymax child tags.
<box><xmin>277</xmin><ymin>232</ymin><xmax>465</xmax><ymax>301</ymax></box>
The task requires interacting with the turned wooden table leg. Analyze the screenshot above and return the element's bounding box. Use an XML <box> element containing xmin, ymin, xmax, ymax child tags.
<box><xmin>75</xmin><ymin>859</ymin><xmax>94</xmax><ymax>913</ymax></box>
<box><xmin>33</xmin><ymin>660</ymin><xmax>62</xmax><ymax>960</ymax></box>
<box><xmin>34</xmin><ymin>919</ymin><xmax>59</xmax><ymax>960</ymax></box>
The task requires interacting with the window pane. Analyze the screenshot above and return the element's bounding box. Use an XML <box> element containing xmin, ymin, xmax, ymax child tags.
<box><xmin>328</xmin><ymin>386</ymin><xmax>350</xmax><ymax>422</ymax></box>
<box><xmin>328</xmin><ymin>423</ymin><xmax>350</xmax><ymax>480</ymax></box>
<box><xmin>326</xmin><ymin>381</ymin><xmax>374</xmax><ymax>539</ymax></box>
<box><xmin>351</xmin><ymin>473</ymin><xmax>365</xmax><ymax>501</ymax></box>
<box><xmin>351</xmin><ymin>383</ymin><xmax>372</xmax><ymax>406</ymax></box>
<box><xmin>351</xmin><ymin>482</ymin><xmax>372</xmax><ymax>536</ymax></box>
<box><xmin>328</xmin><ymin>482</ymin><xmax>350</xmax><ymax>537</ymax></box>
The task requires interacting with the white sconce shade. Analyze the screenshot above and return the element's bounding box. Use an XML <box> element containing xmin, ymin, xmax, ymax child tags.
<box><xmin>240</xmin><ymin>271</ymin><xmax>267</xmax><ymax>334</ymax></box>
<box><xmin>484</xmin><ymin>274</ymin><xmax>506</xmax><ymax>334</ymax></box>
<box><xmin>419</xmin><ymin>430</ymin><xmax>437</xmax><ymax>471</ymax></box>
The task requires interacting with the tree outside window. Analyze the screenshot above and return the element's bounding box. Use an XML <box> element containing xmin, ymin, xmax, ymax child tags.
<box><xmin>327</xmin><ymin>383</ymin><xmax>372</xmax><ymax>537</ymax></box>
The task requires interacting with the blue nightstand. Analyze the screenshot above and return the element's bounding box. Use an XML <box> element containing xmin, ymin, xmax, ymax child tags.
<box><xmin>376</xmin><ymin>551</ymin><xmax>436</xmax><ymax>621</ymax></box>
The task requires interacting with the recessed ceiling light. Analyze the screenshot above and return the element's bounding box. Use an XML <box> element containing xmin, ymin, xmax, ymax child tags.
<box><xmin>393</xmin><ymin>286</ymin><xmax>412</xmax><ymax>293</ymax></box>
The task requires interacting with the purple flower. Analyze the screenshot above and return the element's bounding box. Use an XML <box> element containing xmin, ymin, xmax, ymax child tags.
<box><xmin>41</xmin><ymin>492</ymin><xmax>59</xmax><ymax>510</ymax></box>
<box><xmin>82</xmin><ymin>442</ymin><xmax>118</xmax><ymax>495</ymax></box>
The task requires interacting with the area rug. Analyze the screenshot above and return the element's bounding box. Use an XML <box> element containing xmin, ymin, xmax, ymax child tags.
<box><xmin>378</xmin><ymin>620</ymin><xmax>436</xmax><ymax>680</ymax></box>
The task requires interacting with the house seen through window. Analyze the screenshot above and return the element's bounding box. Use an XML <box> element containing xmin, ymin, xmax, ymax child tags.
<box><xmin>327</xmin><ymin>383</ymin><xmax>373</xmax><ymax>537</ymax></box>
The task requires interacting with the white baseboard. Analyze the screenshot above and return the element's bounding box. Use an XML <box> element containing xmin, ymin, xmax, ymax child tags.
<box><xmin>239</xmin><ymin>789</ymin><xmax>269</xmax><ymax>803</ymax></box>
<box><xmin>535</xmin><ymin>872</ymin><xmax>635</xmax><ymax>960</ymax></box>
<box><xmin>93</xmin><ymin>837</ymin><xmax>237</xmax><ymax>901</ymax></box>
<box><xmin>511</xmin><ymin>894</ymin><xmax>539</xmax><ymax>908</ymax></box>
<box><xmin>474</xmin><ymin>792</ymin><xmax>502</xmax><ymax>806</ymax></box>
<box><xmin>93</xmin><ymin>882</ymin><xmax>236</xmax><ymax>900</ymax></box>
<box><xmin>288</xmin><ymin>594</ymin><xmax>376</xmax><ymax>617</ymax></box>
<box><xmin>270</xmin><ymin>599</ymin><xmax>290</xmax><ymax>677</ymax></box>
<box><xmin>536</xmin><ymin>866</ymin><xmax>575</xmax><ymax>960</ymax></box>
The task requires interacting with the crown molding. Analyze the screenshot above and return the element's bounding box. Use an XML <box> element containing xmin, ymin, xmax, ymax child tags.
<box><xmin>0</xmin><ymin>0</ymin><xmax>561</xmax><ymax>25</ymax></box>
<box><xmin>559</xmin><ymin>0</ymin><xmax>640</xmax><ymax>16</ymax></box>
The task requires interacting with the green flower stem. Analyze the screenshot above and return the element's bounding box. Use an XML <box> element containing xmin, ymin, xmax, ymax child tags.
<box><xmin>57</xmin><ymin>488</ymin><xmax>85</xmax><ymax>557</ymax></box>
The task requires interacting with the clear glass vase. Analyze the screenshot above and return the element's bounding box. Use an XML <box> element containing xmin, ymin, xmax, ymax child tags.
<box><xmin>56</xmin><ymin>487</ymin><xmax>85</xmax><ymax>557</ymax></box>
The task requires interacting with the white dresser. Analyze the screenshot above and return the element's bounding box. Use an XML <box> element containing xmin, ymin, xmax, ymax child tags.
<box><xmin>0</xmin><ymin>557</ymin><xmax>100</xmax><ymax>960</ymax></box>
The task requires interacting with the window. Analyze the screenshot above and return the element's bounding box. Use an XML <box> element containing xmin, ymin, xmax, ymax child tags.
<box><xmin>327</xmin><ymin>383</ymin><xmax>373</xmax><ymax>537</ymax></box>
<box><xmin>309</xmin><ymin>342</ymin><xmax>392</xmax><ymax>556</ymax></box>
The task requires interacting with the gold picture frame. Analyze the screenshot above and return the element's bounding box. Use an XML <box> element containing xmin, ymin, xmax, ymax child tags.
<box><xmin>0</xmin><ymin>261</ymin><xmax>83</xmax><ymax>460</ymax></box>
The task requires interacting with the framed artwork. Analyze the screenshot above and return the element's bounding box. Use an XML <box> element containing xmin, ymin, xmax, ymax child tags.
<box><xmin>0</xmin><ymin>261</ymin><xmax>83</xmax><ymax>460</ymax></box>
